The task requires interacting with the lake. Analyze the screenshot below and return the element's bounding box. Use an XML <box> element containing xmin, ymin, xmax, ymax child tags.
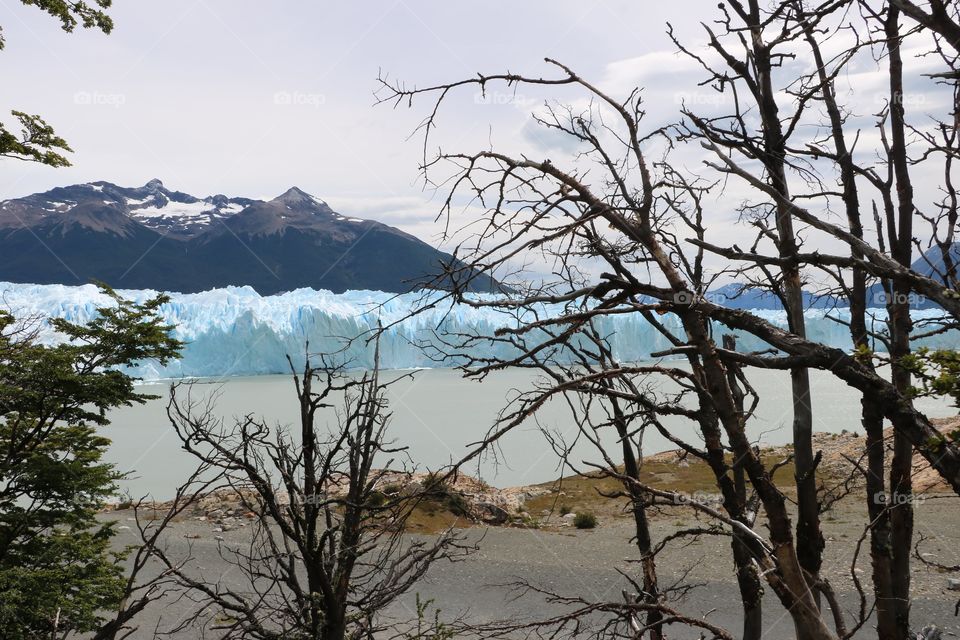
<box><xmin>104</xmin><ymin>365</ymin><xmax>957</xmax><ymax>499</ymax></box>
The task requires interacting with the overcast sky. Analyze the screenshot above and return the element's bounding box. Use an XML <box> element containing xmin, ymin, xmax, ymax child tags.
<box><xmin>1</xmin><ymin>0</ymin><xmax>951</xmax><ymax>262</ymax></box>
<box><xmin>0</xmin><ymin>1</ymin><xmax>703</xmax><ymax>241</ymax></box>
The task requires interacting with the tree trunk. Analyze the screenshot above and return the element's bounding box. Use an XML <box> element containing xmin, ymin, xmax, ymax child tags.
<box><xmin>744</xmin><ymin>4</ymin><xmax>823</xmax><ymax>619</ymax></box>
<box><xmin>635</xmin><ymin>220</ymin><xmax>835</xmax><ymax>638</ymax></box>
<box><xmin>885</xmin><ymin>7</ymin><xmax>916</xmax><ymax>637</ymax></box>
<box><xmin>614</xmin><ymin>401</ymin><xmax>663</xmax><ymax>640</ymax></box>
<box><xmin>723</xmin><ymin>334</ymin><xmax>763</xmax><ymax>640</ymax></box>
<box><xmin>801</xmin><ymin>20</ymin><xmax>901</xmax><ymax>637</ymax></box>
<box><xmin>681</xmin><ymin>313</ymin><xmax>835</xmax><ymax>640</ymax></box>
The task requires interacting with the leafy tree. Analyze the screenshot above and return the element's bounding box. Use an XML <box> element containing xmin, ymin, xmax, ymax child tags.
<box><xmin>0</xmin><ymin>111</ymin><xmax>73</xmax><ymax>167</ymax></box>
<box><xmin>0</xmin><ymin>286</ymin><xmax>182</xmax><ymax>638</ymax></box>
<box><xmin>0</xmin><ymin>0</ymin><xmax>113</xmax><ymax>50</ymax></box>
<box><xmin>1</xmin><ymin>0</ymin><xmax>113</xmax><ymax>166</ymax></box>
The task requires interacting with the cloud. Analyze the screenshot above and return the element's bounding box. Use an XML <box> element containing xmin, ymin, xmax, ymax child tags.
<box><xmin>520</xmin><ymin>118</ymin><xmax>584</xmax><ymax>154</ymax></box>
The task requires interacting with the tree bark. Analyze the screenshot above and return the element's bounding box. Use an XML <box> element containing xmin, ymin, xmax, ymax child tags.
<box><xmin>613</xmin><ymin>400</ymin><xmax>664</xmax><ymax>640</ymax></box>
<box><xmin>743</xmin><ymin>6</ymin><xmax>824</xmax><ymax>625</ymax></box>
<box><xmin>723</xmin><ymin>334</ymin><xmax>763</xmax><ymax>640</ymax></box>
<box><xmin>885</xmin><ymin>7</ymin><xmax>916</xmax><ymax>637</ymax></box>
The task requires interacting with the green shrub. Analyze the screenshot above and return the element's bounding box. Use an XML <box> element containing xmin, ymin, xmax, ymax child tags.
<box><xmin>420</xmin><ymin>472</ymin><xmax>471</xmax><ymax>518</ymax></box>
<box><xmin>365</xmin><ymin>490</ymin><xmax>388</xmax><ymax>508</ymax></box>
<box><xmin>559</xmin><ymin>504</ymin><xmax>572</xmax><ymax>516</ymax></box>
<box><xmin>573</xmin><ymin>512</ymin><xmax>597</xmax><ymax>529</ymax></box>
<box><xmin>381</xmin><ymin>482</ymin><xmax>404</xmax><ymax>495</ymax></box>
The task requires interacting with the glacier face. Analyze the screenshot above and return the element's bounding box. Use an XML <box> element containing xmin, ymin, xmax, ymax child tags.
<box><xmin>1</xmin><ymin>281</ymin><xmax>956</xmax><ymax>380</ymax></box>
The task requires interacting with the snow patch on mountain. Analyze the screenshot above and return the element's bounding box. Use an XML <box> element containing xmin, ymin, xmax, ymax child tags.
<box><xmin>132</xmin><ymin>200</ymin><xmax>216</xmax><ymax>220</ymax></box>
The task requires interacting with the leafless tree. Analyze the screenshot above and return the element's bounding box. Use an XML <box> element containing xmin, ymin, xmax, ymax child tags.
<box><xmin>152</xmin><ymin>346</ymin><xmax>473</xmax><ymax>640</ymax></box>
<box><xmin>375</xmin><ymin>1</ymin><xmax>960</xmax><ymax>638</ymax></box>
<box><xmin>89</xmin><ymin>477</ymin><xmax>215</xmax><ymax>640</ymax></box>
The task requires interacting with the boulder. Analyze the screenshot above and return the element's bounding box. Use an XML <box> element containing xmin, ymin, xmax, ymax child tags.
<box><xmin>474</xmin><ymin>502</ymin><xmax>509</xmax><ymax>525</ymax></box>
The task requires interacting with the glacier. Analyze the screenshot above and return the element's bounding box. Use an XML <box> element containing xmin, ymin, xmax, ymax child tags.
<box><xmin>1</xmin><ymin>281</ymin><xmax>957</xmax><ymax>380</ymax></box>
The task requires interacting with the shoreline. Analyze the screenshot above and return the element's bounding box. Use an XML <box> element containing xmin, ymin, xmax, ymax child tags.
<box><xmin>107</xmin><ymin>417</ymin><xmax>960</xmax><ymax>532</ymax></box>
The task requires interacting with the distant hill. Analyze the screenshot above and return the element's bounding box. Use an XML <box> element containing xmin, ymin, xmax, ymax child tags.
<box><xmin>0</xmin><ymin>180</ymin><xmax>499</xmax><ymax>295</ymax></box>
<box><xmin>711</xmin><ymin>244</ymin><xmax>959</xmax><ymax>311</ymax></box>
<box><xmin>706</xmin><ymin>283</ymin><xmax>842</xmax><ymax>310</ymax></box>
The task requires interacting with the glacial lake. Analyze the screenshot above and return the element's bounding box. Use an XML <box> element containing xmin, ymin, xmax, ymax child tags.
<box><xmin>105</xmin><ymin>366</ymin><xmax>957</xmax><ymax>499</ymax></box>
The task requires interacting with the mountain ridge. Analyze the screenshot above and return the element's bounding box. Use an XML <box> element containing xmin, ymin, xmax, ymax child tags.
<box><xmin>0</xmin><ymin>180</ymin><xmax>499</xmax><ymax>295</ymax></box>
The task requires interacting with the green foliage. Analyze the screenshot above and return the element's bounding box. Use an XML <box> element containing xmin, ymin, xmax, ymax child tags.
<box><xmin>381</xmin><ymin>482</ymin><xmax>404</xmax><ymax>495</ymax></box>
<box><xmin>1</xmin><ymin>0</ymin><xmax>113</xmax><ymax>49</ymax></box>
<box><xmin>0</xmin><ymin>110</ymin><xmax>73</xmax><ymax>167</ymax></box>
<box><xmin>0</xmin><ymin>285</ymin><xmax>181</xmax><ymax>638</ymax></box>
<box><xmin>559</xmin><ymin>503</ymin><xmax>572</xmax><ymax>516</ymax></box>
<box><xmin>405</xmin><ymin>595</ymin><xmax>455</xmax><ymax>640</ymax></box>
<box><xmin>853</xmin><ymin>343</ymin><xmax>874</xmax><ymax>365</ymax></box>
<box><xmin>421</xmin><ymin>472</ymin><xmax>471</xmax><ymax>518</ymax></box>
<box><xmin>366</xmin><ymin>490</ymin><xmax>389</xmax><ymax>508</ymax></box>
<box><xmin>2</xmin><ymin>0</ymin><xmax>114</xmax><ymax>168</ymax></box>
<box><xmin>899</xmin><ymin>347</ymin><xmax>960</xmax><ymax>407</ymax></box>
<box><xmin>573</xmin><ymin>512</ymin><xmax>597</xmax><ymax>529</ymax></box>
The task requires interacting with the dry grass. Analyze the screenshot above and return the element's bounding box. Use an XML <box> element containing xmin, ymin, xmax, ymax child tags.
<box><xmin>523</xmin><ymin>454</ymin><xmax>799</xmax><ymax>523</ymax></box>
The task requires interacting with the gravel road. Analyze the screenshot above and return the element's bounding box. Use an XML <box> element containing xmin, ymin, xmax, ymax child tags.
<box><xmin>102</xmin><ymin>494</ymin><xmax>960</xmax><ymax>639</ymax></box>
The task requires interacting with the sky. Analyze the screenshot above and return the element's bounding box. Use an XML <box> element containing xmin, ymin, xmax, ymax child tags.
<box><xmin>0</xmin><ymin>1</ymin><xmax>700</xmax><ymax>245</ymax></box>
<box><xmin>0</xmin><ymin>0</ymin><xmax>953</xmax><ymax>271</ymax></box>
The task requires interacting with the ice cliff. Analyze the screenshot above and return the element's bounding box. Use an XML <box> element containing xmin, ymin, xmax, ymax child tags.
<box><xmin>1</xmin><ymin>282</ymin><xmax>955</xmax><ymax>380</ymax></box>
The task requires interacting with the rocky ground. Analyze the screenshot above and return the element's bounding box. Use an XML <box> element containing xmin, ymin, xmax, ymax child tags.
<box><xmin>103</xmin><ymin>421</ymin><xmax>960</xmax><ymax>638</ymax></box>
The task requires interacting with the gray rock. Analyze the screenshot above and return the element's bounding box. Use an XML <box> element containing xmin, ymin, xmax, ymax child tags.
<box><xmin>947</xmin><ymin>578</ymin><xmax>960</xmax><ymax>591</ymax></box>
<box><xmin>475</xmin><ymin>502</ymin><xmax>509</xmax><ymax>525</ymax></box>
<box><xmin>401</xmin><ymin>481</ymin><xmax>424</xmax><ymax>497</ymax></box>
<box><xmin>914</xmin><ymin>624</ymin><xmax>943</xmax><ymax>640</ymax></box>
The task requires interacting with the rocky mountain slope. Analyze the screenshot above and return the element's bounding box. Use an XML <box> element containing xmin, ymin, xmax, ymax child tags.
<box><xmin>0</xmin><ymin>180</ymin><xmax>498</xmax><ymax>295</ymax></box>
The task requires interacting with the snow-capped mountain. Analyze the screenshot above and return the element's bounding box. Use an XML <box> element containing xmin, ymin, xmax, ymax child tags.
<box><xmin>0</xmin><ymin>179</ymin><xmax>256</xmax><ymax>239</ymax></box>
<box><xmin>0</xmin><ymin>180</ymin><xmax>499</xmax><ymax>295</ymax></box>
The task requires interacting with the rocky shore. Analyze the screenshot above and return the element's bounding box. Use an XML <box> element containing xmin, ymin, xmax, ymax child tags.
<box><xmin>112</xmin><ymin>417</ymin><xmax>960</xmax><ymax>536</ymax></box>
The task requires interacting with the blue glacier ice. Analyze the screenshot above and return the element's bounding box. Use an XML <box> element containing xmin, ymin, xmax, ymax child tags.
<box><xmin>1</xmin><ymin>281</ymin><xmax>956</xmax><ymax>380</ymax></box>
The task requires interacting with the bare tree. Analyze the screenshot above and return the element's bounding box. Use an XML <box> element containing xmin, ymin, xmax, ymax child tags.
<box><xmin>90</xmin><ymin>477</ymin><xmax>215</xmax><ymax>640</ymax></box>
<box><xmin>154</xmin><ymin>347</ymin><xmax>473</xmax><ymax>640</ymax></box>
<box><xmin>378</xmin><ymin>66</ymin><xmax>838</xmax><ymax>638</ymax></box>
<box><xmin>374</xmin><ymin>2</ymin><xmax>960</xmax><ymax>638</ymax></box>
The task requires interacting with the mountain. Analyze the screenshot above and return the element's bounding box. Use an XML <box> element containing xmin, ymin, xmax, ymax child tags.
<box><xmin>711</xmin><ymin>243</ymin><xmax>960</xmax><ymax>311</ymax></box>
<box><xmin>0</xmin><ymin>180</ymin><xmax>499</xmax><ymax>295</ymax></box>
<box><xmin>912</xmin><ymin>243</ymin><xmax>960</xmax><ymax>283</ymax></box>
<box><xmin>706</xmin><ymin>283</ymin><xmax>842</xmax><ymax>310</ymax></box>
